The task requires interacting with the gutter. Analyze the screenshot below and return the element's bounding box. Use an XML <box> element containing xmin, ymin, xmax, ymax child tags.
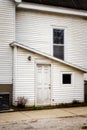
<box><xmin>15</xmin><ymin>1</ymin><xmax>87</xmax><ymax>17</ymax></box>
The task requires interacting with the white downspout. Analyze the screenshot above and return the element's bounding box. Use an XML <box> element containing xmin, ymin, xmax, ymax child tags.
<box><xmin>13</xmin><ymin>45</ymin><xmax>18</xmax><ymax>105</ymax></box>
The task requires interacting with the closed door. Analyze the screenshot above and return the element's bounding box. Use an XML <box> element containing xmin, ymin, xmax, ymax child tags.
<box><xmin>36</xmin><ymin>64</ymin><xmax>51</xmax><ymax>106</ymax></box>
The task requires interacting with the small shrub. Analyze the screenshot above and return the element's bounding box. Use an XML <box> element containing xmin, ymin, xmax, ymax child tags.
<box><xmin>17</xmin><ymin>96</ymin><xmax>27</xmax><ymax>108</ymax></box>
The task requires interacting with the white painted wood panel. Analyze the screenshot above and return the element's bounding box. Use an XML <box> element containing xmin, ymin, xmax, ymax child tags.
<box><xmin>36</xmin><ymin>64</ymin><xmax>51</xmax><ymax>106</ymax></box>
<box><xmin>0</xmin><ymin>0</ymin><xmax>15</xmax><ymax>83</ymax></box>
<box><xmin>51</xmin><ymin>63</ymin><xmax>84</xmax><ymax>104</ymax></box>
<box><xmin>16</xmin><ymin>9</ymin><xmax>87</xmax><ymax>72</ymax></box>
<box><xmin>13</xmin><ymin>48</ymin><xmax>35</xmax><ymax>105</ymax></box>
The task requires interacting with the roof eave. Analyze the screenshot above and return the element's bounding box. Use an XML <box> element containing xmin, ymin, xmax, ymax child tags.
<box><xmin>10</xmin><ymin>42</ymin><xmax>87</xmax><ymax>73</ymax></box>
<box><xmin>17</xmin><ymin>2</ymin><xmax>87</xmax><ymax>17</ymax></box>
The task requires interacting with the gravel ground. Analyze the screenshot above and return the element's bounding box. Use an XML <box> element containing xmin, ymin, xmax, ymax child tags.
<box><xmin>0</xmin><ymin>116</ymin><xmax>87</xmax><ymax>130</ymax></box>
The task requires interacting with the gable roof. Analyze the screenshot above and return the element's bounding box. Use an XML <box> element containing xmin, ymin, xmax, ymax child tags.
<box><xmin>22</xmin><ymin>0</ymin><xmax>87</xmax><ymax>11</ymax></box>
<box><xmin>10</xmin><ymin>42</ymin><xmax>87</xmax><ymax>73</ymax></box>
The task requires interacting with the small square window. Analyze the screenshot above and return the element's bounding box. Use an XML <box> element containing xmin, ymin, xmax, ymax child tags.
<box><xmin>62</xmin><ymin>74</ymin><xmax>71</xmax><ymax>84</ymax></box>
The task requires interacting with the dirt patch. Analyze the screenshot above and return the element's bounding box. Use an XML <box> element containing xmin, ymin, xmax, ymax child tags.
<box><xmin>82</xmin><ymin>125</ymin><xmax>87</xmax><ymax>129</ymax></box>
<box><xmin>0</xmin><ymin>116</ymin><xmax>87</xmax><ymax>130</ymax></box>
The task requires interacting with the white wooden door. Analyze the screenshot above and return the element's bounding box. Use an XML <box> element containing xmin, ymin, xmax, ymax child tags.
<box><xmin>36</xmin><ymin>64</ymin><xmax>51</xmax><ymax>106</ymax></box>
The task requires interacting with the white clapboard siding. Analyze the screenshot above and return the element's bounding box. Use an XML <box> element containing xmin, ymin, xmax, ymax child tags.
<box><xmin>13</xmin><ymin>48</ymin><xmax>35</xmax><ymax>105</ymax></box>
<box><xmin>14</xmin><ymin>47</ymin><xmax>84</xmax><ymax>106</ymax></box>
<box><xmin>51</xmin><ymin>63</ymin><xmax>84</xmax><ymax>104</ymax></box>
<box><xmin>0</xmin><ymin>0</ymin><xmax>15</xmax><ymax>83</ymax></box>
<box><xmin>16</xmin><ymin>9</ymin><xmax>87</xmax><ymax>72</ymax></box>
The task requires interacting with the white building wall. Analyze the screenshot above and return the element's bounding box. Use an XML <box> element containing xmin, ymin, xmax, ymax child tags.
<box><xmin>52</xmin><ymin>63</ymin><xmax>84</xmax><ymax>104</ymax></box>
<box><xmin>13</xmin><ymin>47</ymin><xmax>35</xmax><ymax>105</ymax></box>
<box><xmin>0</xmin><ymin>0</ymin><xmax>15</xmax><ymax>84</ymax></box>
<box><xmin>16</xmin><ymin>9</ymin><xmax>87</xmax><ymax>72</ymax></box>
<box><xmin>13</xmin><ymin>47</ymin><xmax>84</xmax><ymax>106</ymax></box>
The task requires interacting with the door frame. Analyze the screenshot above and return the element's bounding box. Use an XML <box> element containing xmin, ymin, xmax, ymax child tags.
<box><xmin>35</xmin><ymin>62</ymin><xmax>52</xmax><ymax>106</ymax></box>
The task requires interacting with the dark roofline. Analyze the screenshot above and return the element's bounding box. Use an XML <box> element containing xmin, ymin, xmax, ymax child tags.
<box><xmin>22</xmin><ymin>0</ymin><xmax>87</xmax><ymax>11</ymax></box>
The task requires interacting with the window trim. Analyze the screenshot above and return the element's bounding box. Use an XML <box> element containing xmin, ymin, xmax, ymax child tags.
<box><xmin>61</xmin><ymin>72</ymin><xmax>74</xmax><ymax>87</ymax></box>
<box><xmin>53</xmin><ymin>28</ymin><xmax>64</xmax><ymax>60</ymax></box>
<box><xmin>51</xmin><ymin>26</ymin><xmax>67</xmax><ymax>61</ymax></box>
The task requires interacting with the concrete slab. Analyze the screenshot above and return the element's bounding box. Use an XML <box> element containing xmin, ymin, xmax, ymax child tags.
<box><xmin>0</xmin><ymin>109</ymin><xmax>13</xmax><ymax>113</ymax></box>
<box><xmin>0</xmin><ymin>112</ymin><xmax>29</xmax><ymax>122</ymax></box>
<box><xmin>64</xmin><ymin>107</ymin><xmax>87</xmax><ymax>116</ymax></box>
<box><xmin>0</xmin><ymin>107</ymin><xmax>87</xmax><ymax>123</ymax></box>
<box><xmin>21</xmin><ymin>108</ymin><xmax>75</xmax><ymax>120</ymax></box>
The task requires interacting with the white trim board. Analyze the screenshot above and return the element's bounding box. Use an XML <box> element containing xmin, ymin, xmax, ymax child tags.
<box><xmin>61</xmin><ymin>72</ymin><xmax>74</xmax><ymax>87</ymax></box>
<box><xmin>17</xmin><ymin>2</ymin><xmax>87</xmax><ymax>17</ymax></box>
<box><xmin>10</xmin><ymin>42</ymin><xmax>87</xmax><ymax>73</ymax></box>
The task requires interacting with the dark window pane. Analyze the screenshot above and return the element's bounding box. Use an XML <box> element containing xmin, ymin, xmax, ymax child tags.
<box><xmin>62</xmin><ymin>74</ymin><xmax>71</xmax><ymax>84</ymax></box>
<box><xmin>53</xmin><ymin>45</ymin><xmax>64</xmax><ymax>60</ymax></box>
<box><xmin>53</xmin><ymin>29</ymin><xmax>64</xmax><ymax>44</ymax></box>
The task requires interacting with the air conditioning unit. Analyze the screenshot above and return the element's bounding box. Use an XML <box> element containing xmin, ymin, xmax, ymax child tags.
<box><xmin>0</xmin><ymin>93</ymin><xmax>10</xmax><ymax>111</ymax></box>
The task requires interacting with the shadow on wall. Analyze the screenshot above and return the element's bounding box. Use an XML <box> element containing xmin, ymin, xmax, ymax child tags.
<box><xmin>84</xmin><ymin>81</ymin><xmax>87</xmax><ymax>102</ymax></box>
